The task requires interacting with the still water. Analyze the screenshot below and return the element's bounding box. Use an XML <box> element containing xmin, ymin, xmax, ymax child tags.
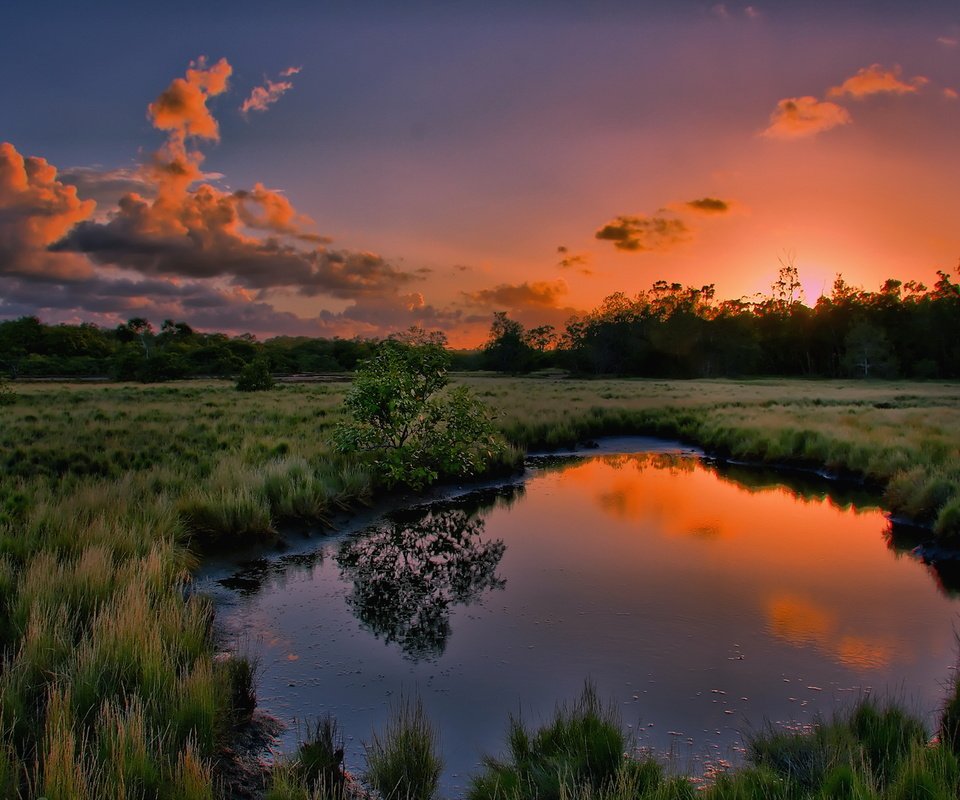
<box><xmin>208</xmin><ymin>439</ymin><xmax>958</xmax><ymax>793</ymax></box>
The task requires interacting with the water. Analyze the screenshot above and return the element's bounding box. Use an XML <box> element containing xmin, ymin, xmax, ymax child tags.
<box><xmin>206</xmin><ymin>439</ymin><xmax>959</xmax><ymax>794</ymax></box>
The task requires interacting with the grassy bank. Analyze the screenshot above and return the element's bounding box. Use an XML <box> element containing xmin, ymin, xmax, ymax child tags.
<box><xmin>0</xmin><ymin>376</ymin><xmax>958</xmax><ymax>797</ymax></box>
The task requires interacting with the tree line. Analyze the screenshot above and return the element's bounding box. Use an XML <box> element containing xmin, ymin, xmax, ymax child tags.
<box><xmin>0</xmin><ymin>316</ymin><xmax>378</xmax><ymax>381</ymax></box>
<box><xmin>481</xmin><ymin>265</ymin><xmax>960</xmax><ymax>379</ymax></box>
<box><xmin>2</xmin><ymin>264</ymin><xmax>958</xmax><ymax>381</ymax></box>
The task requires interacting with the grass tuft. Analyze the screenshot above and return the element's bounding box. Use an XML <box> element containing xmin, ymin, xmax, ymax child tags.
<box><xmin>365</xmin><ymin>695</ymin><xmax>443</xmax><ymax>800</ymax></box>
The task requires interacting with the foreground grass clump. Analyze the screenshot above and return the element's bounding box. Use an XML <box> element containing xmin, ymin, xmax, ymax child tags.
<box><xmin>469</xmin><ymin>683</ymin><xmax>661</xmax><ymax>800</ymax></box>
<box><xmin>365</xmin><ymin>695</ymin><xmax>443</xmax><ymax>800</ymax></box>
<box><xmin>266</xmin><ymin>715</ymin><xmax>347</xmax><ymax>800</ymax></box>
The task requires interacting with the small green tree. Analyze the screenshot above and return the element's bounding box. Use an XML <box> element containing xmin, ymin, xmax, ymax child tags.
<box><xmin>334</xmin><ymin>338</ymin><xmax>505</xmax><ymax>488</ymax></box>
<box><xmin>236</xmin><ymin>358</ymin><xmax>275</xmax><ymax>391</ymax></box>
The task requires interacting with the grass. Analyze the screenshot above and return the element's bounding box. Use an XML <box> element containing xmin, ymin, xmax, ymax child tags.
<box><xmin>465</xmin><ymin>688</ymin><xmax>958</xmax><ymax>800</ymax></box>
<box><xmin>0</xmin><ymin>376</ymin><xmax>957</xmax><ymax>796</ymax></box>
<box><xmin>365</xmin><ymin>695</ymin><xmax>443</xmax><ymax>800</ymax></box>
<box><xmin>468</xmin><ymin>682</ymin><xmax>656</xmax><ymax>800</ymax></box>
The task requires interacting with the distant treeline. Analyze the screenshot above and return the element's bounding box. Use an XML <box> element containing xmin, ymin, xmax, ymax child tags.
<box><xmin>2</xmin><ymin>265</ymin><xmax>959</xmax><ymax>381</ymax></box>
<box><xmin>484</xmin><ymin>266</ymin><xmax>960</xmax><ymax>379</ymax></box>
<box><xmin>0</xmin><ymin>317</ymin><xmax>379</xmax><ymax>381</ymax></box>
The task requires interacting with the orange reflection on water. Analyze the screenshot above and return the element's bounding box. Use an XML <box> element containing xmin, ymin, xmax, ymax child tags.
<box><xmin>765</xmin><ymin>593</ymin><xmax>836</xmax><ymax>647</ymax></box>
<box><xmin>763</xmin><ymin>593</ymin><xmax>895</xmax><ymax>671</ymax></box>
<box><xmin>533</xmin><ymin>454</ymin><xmax>944</xmax><ymax>674</ymax></box>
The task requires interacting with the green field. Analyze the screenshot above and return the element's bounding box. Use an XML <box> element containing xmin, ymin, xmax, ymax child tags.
<box><xmin>1</xmin><ymin>377</ymin><xmax>959</xmax><ymax>798</ymax></box>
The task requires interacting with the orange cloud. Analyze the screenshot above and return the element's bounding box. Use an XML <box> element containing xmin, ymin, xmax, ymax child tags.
<box><xmin>595</xmin><ymin>214</ymin><xmax>691</xmax><ymax>252</ymax></box>
<box><xmin>147</xmin><ymin>56</ymin><xmax>232</xmax><ymax>142</ymax></box>
<box><xmin>944</xmin><ymin>88</ymin><xmax>959</xmax><ymax>101</ymax></box>
<box><xmin>761</xmin><ymin>96</ymin><xmax>851</xmax><ymax>140</ymax></box>
<box><xmin>52</xmin><ymin>59</ymin><xmax>416</xmax><ymax>301</ymax></box>
<box><xmin>233</xmin><ymin>182</ymin><xmax>327</xmax><ymax>242</ymax></box>
<box><xmin>828</xmin><ymin>64</ymin><xmax>927</xmax><ymax>99</ymax></box>
<box><xmin>464</xmin><ymin>279</ymin><xmax>568</xmax><ymax>309</ymax></box>
<box><xmin>0</xmin><ymin>142</ymin><xmax>96</xmax><ymax>279</ymax></box>
<box><xmin>241</xmin><ymin>74</ymin><xmax>296</xmax><ymax>115</ymax></box>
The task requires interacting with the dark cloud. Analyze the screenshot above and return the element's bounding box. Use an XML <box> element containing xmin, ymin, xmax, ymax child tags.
<box><xmin>556</xmin><ymin>246</ymin><xmax>592</xmax><ymax>275</ymax></box>
<box><xmin>684</xmin><ymin>197</ymin><xmax>730</xmax><ymax>214</ymax></box>
<box><xmin>463</xmin><ymin>280</ymin><xmax>568</xmax><ymax>309</ymax></box>
<box><xmin>594</xmin><ymin>215</ymin><xmax>691</xmax><ymax>252</ymax></box>
<box><xmin>59</xmin><ymin>166</ymin><xmax>155</xmax><ymax>210</ymax></box>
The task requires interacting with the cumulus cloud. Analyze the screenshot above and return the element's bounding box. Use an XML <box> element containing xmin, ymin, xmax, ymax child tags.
<box><xmin>828</xmin><ymin>64</ymin><xmax>927</xmax><ymax>99</ymax></box>
<box><xmin>594</xmin><ymin>215</ymin><xmax>691</xmax><ymax>252</ymax></box>
<box><xmin>0</xmin><ymin>141</ymin><xmax>96</xmax><ymax>279</ymax></box>
<box><xmin>463</xmin><ymin>280</ymin><xmax>568</xmax><ymax>309</ymax></box>
<box><xmin>148</xmin><ymin>56</ymin><xmax>231</xmax><ymax>142</ymax></box>
<box><xmin>52</xmin><ymin>58</ymin><xmax>416</xmax><ymax>302</ymax></box>
<box><xmin>683</xmin><ymin>197</ymin><xmax>731</xmax><ymax>215</ymax></box>
<box><xmin>761</xmin><ymin>96</ymin><xmax>851</xmax><ymax>139</ymax></box>
<box><xmin>240</xmin><ymin>66</ymin><xmax>299</xmax><ymax>115</ymax></box>
<box><xmin>3</xmin><ymin>58</ymin><xmax>437</xmax><ymax>341</ymax></box>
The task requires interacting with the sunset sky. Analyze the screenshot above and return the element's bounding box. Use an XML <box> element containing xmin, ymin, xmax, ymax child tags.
<box><xmin>2</xmin><ymin>0</ymin><xmax>958</xmax><ymax>346</ymax></box>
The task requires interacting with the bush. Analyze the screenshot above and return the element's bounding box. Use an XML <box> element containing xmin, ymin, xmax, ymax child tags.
<box><xmin>236</xmin><ymin>358</ymin><xmax>275</xmax><ymax>392</ymax></box>
<box><xmin>365</xmin><ymin>695</ymin><xmax>442</xmax><ymax>800</ymax></box>
<box><xmin>334</xmin><ymin>337</ymin><xmax>507</xmax><ymax>489</ymax></box>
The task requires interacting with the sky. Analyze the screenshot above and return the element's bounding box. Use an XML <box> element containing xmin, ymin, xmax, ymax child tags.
<box><xmin>2</xmin><ymin>0</ymin><xmax>958</xmax><ymax>346</ymax></box>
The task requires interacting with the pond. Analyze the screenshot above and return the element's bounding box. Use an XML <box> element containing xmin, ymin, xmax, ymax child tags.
<box><xmin>205</xmin><ymin>438</ymin><xmax>959</xmax><ymax>794</ymax></box>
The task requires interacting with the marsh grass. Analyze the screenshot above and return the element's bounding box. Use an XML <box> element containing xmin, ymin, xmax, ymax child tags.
<box><xmin>464</xmin><ymin>691</ymin><xmax>959</xmax><ymax>800</ymax></box>
<box><xmin>1</xmin><ymin>377</ymin><xmax>958</xmax><ymax>797</ymax></box>
<box><xmin>365</xmin><ymin>695</ymin><xmax>443</xmax><ymax>800</ymax></box>
<box><xmin>469</xmin><ymin>683</ymin><xmax>651</xmax><ymax>800</ymax></box>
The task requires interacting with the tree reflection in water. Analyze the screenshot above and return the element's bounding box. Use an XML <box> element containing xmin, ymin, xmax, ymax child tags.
<box><xmin>336</xmin><ymin>503</ymin><xmax>507</xmax><ymax>660</ymax></box>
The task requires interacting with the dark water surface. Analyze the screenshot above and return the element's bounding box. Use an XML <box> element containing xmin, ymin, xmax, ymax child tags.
<box><xmin>207</xmin><ymin>440</ymin><xmax>958</xmax><ymax>794</ymax></box>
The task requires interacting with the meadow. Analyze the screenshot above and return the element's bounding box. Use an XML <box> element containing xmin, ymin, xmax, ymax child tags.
<box><xmin>1</xmin><ymin>376</ymin><xmax>958</xmax><ymax>798</ymax></box>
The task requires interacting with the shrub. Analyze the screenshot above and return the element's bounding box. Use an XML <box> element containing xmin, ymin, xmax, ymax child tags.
<box><xmin>236</xmin><ymin>359</ymin><xmax>275</xmax><ymax>392</ymax></box>
<box><xmin>334</xmin><ymin>338</ymin><xmax>507</xmax><ymax>489</ymax></box>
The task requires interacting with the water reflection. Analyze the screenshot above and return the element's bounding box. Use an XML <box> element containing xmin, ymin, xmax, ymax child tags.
<box><xmin>336</xmin><ymin>502</ymin><xmax>508</xmax><ymax>660</ymax></box>
<box><xmin>213</xmin><ymin>445</ymin><xmax>960</xmax><ymax>794</ymax></box>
